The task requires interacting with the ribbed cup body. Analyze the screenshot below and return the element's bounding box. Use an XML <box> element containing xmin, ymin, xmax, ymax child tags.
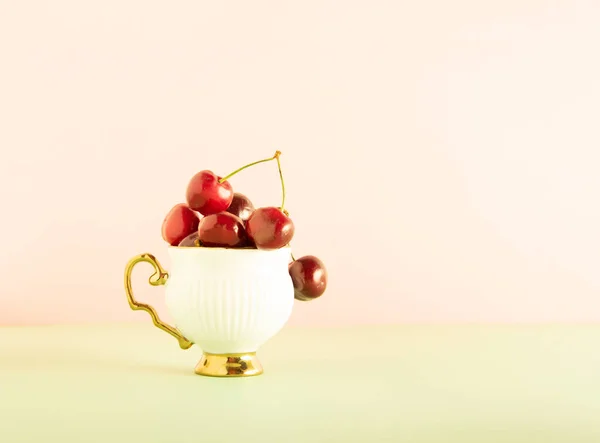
<box><xmin>165</xmin><ymin>247</ymin><xmax>294</xmax><ymax>354</ymax></box>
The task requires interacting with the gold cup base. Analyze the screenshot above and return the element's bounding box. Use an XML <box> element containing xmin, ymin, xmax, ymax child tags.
<box><xmin>194</xmin><ymin>352</ymin><xmax>263</xmax><ymax>377</ymax></box>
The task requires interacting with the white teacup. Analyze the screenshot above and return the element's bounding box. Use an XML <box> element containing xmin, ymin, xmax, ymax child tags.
<box><xmin>124</xmin><ymin>246</ymin><xmax>294</xmax><ymax>377</ymax></box>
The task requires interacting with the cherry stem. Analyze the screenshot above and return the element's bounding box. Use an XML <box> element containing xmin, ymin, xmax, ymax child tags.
<box><xmin>275</xmin><ymin>151</ymin><xmax>286</xmax><ymax>211</ymax></box>
<box><xmin>219</xmin><ymin>151</ymin><xmax>280</xmax><ymax>183</ymax></box>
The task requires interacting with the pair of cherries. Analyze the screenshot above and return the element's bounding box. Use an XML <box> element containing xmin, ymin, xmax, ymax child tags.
<box><xmin>161</xmin><ymin>154</ymin><xmax>327</xmax><ymax>301</ymax></box>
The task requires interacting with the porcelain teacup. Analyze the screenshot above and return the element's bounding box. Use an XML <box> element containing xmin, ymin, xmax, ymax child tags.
<box><xmin>124</xmin><ymin>246</ymin><xmax>294</xmax><ymax>376</ymax></box>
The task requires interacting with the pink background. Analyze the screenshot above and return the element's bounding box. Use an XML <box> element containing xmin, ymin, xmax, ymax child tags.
<box><xmin>1</xmin><ymin>1</ymin><xmax>599</xmax><ymax>326</ymax></box>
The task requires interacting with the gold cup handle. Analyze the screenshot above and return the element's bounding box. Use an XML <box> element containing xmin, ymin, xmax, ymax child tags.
<box><xmin>124</xmin><ymin>253</ymin><xmax>193</xmax><ymax>350</ymax></box>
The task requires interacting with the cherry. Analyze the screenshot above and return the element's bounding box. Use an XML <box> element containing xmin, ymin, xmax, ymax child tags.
<box><xmin>226</xmin><ymin>192</ymin><xmax>255</xmax><ymax>222</ymax></box>
<box><xmin>246</xmin><ymin>207</ymin><xmax>294</xmax><ymax>250</ymax></box>
<box><xmin>161</xmin><ymin>204</ymin><xmax>200</xmax><ymax>246</ymax></box>
<box><xmin>178</xmin><ymin>231</ymin><xmax>200</xmax><ymax>247</ymax></box>
<box><xmin>288</xmin><ymin>255</ymin><xmax>327</xmax><ymax>301</ymax></box>
<box><xmin>241</xmin><ymin>152</ymin><xmax>293</xmax><ymax>250</ymax></box>
<box><xmin>185</xmin><ymin>152</ymin><xmax>283</xmax><ymax>216</ymax></box>
<box><xmin>185</xmin><ymin>170</ymin><xmax>233</xmax><ymax>216</ymax></box>
<box><xmin>197</xmin><ymin>212</ymin><xmax>248</xmax><ymax>248</ymax></box>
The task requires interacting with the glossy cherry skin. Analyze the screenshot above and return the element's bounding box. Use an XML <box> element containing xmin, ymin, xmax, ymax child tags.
<box><xmin>186</xmin><ymin>170</ymin><xmax>234</xmax><ymax>216</ymax></box>
<box><xmin>246</xmin><ymin>207</ymin><xmax>294</xmax><ymax>250</ymax></box>
<box><xmin>178</xmin><ymin>231</ymin><xmax>200</xmax><ymax>247</ymax></box>
<box><xmin>197</xmin><ymin>212</ymin><xmax>248</xmax><ymax>248</ymax></box>
<box><xmin>161</xmin><ymin>204</ymin><xmax>200</xmax><ymax>246</ymax></box>
<box><xmin>225</xmin><ymin>192</ymin><xmax>255</xmax><ymax>222</ymax></box>
<box><xmin>289</xmin><ymin>255</ymin><xmax>327</xmax><ymax>301</ymax></box>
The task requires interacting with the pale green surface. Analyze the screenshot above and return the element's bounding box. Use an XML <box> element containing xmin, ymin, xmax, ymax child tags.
<box><xmin>1</xmin><ymin>324</ymin><xmax>600</xmax><ymax>442</ymax></box>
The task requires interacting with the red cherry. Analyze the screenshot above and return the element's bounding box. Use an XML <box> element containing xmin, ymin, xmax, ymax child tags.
<box><xmin>246</xmin><ymin>207</ymin><xmax>294</xmax><ymax>250</ymax></box>
<box><xmin>197</xmin><ymin>212</ymin><xmax>248</xmax><ymax>248</ymax></box>
<box><xmin>178</xmin><ymin>231</ymin><xmax>200</xmax><ymax>247</ymax></box>
<box><xmin>186</xmin><ymin>170</ymin><xmax>234</xmax><ymax>216</ymax></box>
<box><xmin>226</xmin><ymin>192</ymin><xmax>255</xmax><ymax>222</ymax></box>
<box><xmin>161</xmin><ymin>204</ymin><xmax>200</xmax><ymax>246</ymax></box>
<box><xmin>289</xmin><ymin>255</ymin><xmax>327</xmax><ymax>301</ymax></box>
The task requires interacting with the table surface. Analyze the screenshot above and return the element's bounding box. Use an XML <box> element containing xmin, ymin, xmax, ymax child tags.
<box><xmin>1</xmin><ymin>323</ymin><xmax>600</xmax><ymax>442</ymax></box>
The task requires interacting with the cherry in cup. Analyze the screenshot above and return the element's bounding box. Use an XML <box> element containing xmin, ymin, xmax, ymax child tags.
<box><xmin>246</xmin><ymin>207</ymin><xmax>294</xmax><ymax>250</ymax></box>
<box><xmin>185</xmin><ymin>153</ymin><xmax>280</xmax><ymax>218</ymax></box>
<box><xmin>178</xmin><ymin>231</ymin><xmax>200</xmax><ymax>247</ymax></box>
<box><xmin>226</xmin><ymin>192</ymin><xmax>255</xmax><ymax>222</ymax></box>
<box><xmin>186</xmin><ymin>170</ymin><xmax>233</xmax><ymax>216</ymax></box>
<box><xmin>244</xmin><ymin>152</ymin><xmax>295</xmax><ymax>250</ymax></box>
<box><xmin>161</xmin><ymin>204</ymin><xmax>200</xmax><ymax>246</ymax></box>
<box><xmin>197</xmin><ymin>212</ymin><xmax>248</xmax><ymax>248</ymax></box>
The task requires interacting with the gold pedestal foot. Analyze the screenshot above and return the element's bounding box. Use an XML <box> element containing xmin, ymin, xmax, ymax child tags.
<box><xmin>195</xmin><ymin>352</ymin><xmax>263</xmax><ymax>377</ymax></box>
